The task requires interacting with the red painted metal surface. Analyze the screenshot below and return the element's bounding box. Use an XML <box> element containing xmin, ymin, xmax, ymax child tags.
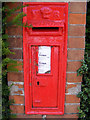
<box><xmin>32</xmin><ymin>46</ymin><xmax>59</xmax><ymax>108</ymax></box>
<box><xmin>23</xmin><ymin>2</ymin><xmax>68</xmax><ymax>115</ymax></box>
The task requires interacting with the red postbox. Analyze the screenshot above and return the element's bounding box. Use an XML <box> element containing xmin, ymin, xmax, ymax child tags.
<box><xmin>23</xmin><ymin>2</ymin><xmax>68</xmax><ymax>115</ymax></box>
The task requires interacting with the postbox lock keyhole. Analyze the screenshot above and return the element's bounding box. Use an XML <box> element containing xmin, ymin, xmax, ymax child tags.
<box><xmin>37</xmin><ymin>81</ymin><xmax>39</xmax><ymax>85</ymax></box>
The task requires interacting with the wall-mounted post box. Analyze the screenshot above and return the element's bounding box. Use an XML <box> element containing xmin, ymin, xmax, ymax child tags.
<box><xmin>23</xmin><ymin>2</ymin><xmax>68</xmax><ymax>115</ymax></box>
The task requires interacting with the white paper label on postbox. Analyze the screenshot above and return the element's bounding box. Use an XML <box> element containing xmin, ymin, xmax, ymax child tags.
<box><xmin>38</xmin><ymin>46</ymin><xmax>51</xmax><ymax>74</ymax></box>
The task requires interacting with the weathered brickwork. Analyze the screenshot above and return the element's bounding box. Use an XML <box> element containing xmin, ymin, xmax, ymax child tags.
<box><xmin>7</xmin><ymin>2</ymin><xmax>86</xmax><ymax>119</ymax></box>
<box><xmin>68</xmin><ymin>38</ymin><xmax>85</xmax><ymax>48</ymax></box>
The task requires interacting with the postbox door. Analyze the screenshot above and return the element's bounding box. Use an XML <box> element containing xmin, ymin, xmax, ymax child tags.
<box><xmin>31</xmin><ymin>46</ymin><xmax>59</xmax><ymax>108</ymax></box>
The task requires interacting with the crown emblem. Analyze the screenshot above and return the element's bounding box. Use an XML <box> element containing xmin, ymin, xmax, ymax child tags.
<box><xmin>40</xmin><ymin>7</ymin><xmax>52</xmax><ymax>19</ymax></box>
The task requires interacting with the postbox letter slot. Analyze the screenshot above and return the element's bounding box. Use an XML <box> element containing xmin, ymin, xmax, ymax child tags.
<box><xmin>32</xmin><ymin>27</ymin><xmax>59</xmax><ymax>32</ymax></box>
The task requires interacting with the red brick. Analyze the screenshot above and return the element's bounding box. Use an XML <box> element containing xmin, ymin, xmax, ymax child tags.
<box><xmin>68</xmin><ymin>38</ymin><xmax>85</xmax><ymax>48</ymax></box>
<box><xmin>67</xmin><ymin>73</ymin><xmax>82</xmax><ymax>83</ymax></box>
<box><xmin>66</xmin><ymin>84</ymin><xmax>77</xmax><ymax>93</ymax></box>
<box><xmin>66</xmin><ymin>95</ymin><xmax>80</xmax><ymax>103</ymax></box>
<box><xmin>14</xmin><ymin>84</ymin><xmax>24</xmax><ymax>89</ymax></box>
<box><xmin>67</xmin><ymin>61</ymin><xmax>81</xmax><ymax>72</ymax></box>
<box><xmin>65</xmin><ymin>105</ymin><xmax>79</xmax><ymax>113</ymax></box>
<box><xmin>7</xmin><ymin>37</ymin><xmax>22</xmax><ymax>48</ymax></box>
<box><xmin>69</xmin><ymin>25</ymin><xmax>85</xmax><ymax>36</ymax></box>
<box><xmin>7</xmin><ymin>13</ymin><xmax>19</xmax><ymax>23</ymax></box>
<box><xmin>69</xmin><ymin>13</ymin><xmax>86</xmax><ymax>24</ymax></box>
<box><xmin>5</xmin><ymin>2</ymin><xmax>22</xmax><ymax>12</ymax></box>
<box><xmin>68</xmin><ymin>50</ymin><xmax>84</xmax><ymax>60</ymax></box>
<box><xmin>9</xmin><ymin>95</ymin><xmax>24</xmax><ymax>104</ymax></box>
<box><xmin>16</xmin><ymin>114</ymin><xmax>42</xmax><ymax>118</ymax></box>
<box><xmin>15</xmin><ymin>61</ymin><xmax>23</xmax><ymax>71</ymax></box>
<box><xmin>6</xmin><ymin>26</ymin><xmax>22</xmax><ymax>36</ymax></box>
<box><xmin>8</xmin><ymin>49</ymin><xmax>22</xmax><ymax>59</ymax></box>
<box><xmin>14</xmin><ymin>90</ymin><xmax>23</xmax><ymax>94</ymax></box>
<box><xmin>16</xmin><ymin>114</ymin><xmax>78</xmax><ymax>118</ymax></box>
<box><xmin>69</xmin><ymin>2</ymin><xmax>86</xmax><ymax>13</ymax></box>
<box><xmin>16</xmin><ymin>114</ymin><xmax>78</xmax><ymax>119</ymax></box>
<box><xmin>8</xmin><ymin>72</ymin><xmax>24</xmax><ymax>82</ymax></box>
<box><xmin>47</xmin><ymin>114</ymin><xmax>78</xmax><ymax>118</ymax></box>
<box><xmin>10</xmin><ymin>105</ymin><xmax>24</xmax><ymax>114</ymax></box>
<box><xmin>8</xmin><ymin>61</ymin><xmax>23</xmax><ymax>71</ymax></box>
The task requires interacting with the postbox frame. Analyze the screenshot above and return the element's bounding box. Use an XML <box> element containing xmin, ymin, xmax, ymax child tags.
<box><xmin>23</xmin><ymin>2</ymin><xmax>68</xmax><ymax>115</ymax></box>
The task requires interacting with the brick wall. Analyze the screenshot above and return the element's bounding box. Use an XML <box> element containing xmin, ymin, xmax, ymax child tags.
<box><xmin>7</xmin><ymin>2</ymin><xmax>86</xmax><ymax>119</ymax></box>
